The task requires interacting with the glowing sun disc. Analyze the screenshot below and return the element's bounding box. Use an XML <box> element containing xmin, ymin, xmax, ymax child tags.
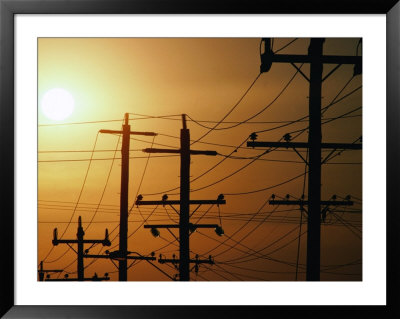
<box><xmin>41</xmin><ymin>88</ymin><xmax>75</xmax><ymax>121</ymax></box>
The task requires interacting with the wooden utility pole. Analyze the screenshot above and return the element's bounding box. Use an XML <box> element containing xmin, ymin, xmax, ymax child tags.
<box><xmin>135</xmin><ymin>114</ymin><xmax>226</xmax><ymax>281</ymax></box>
<box><xmin>248</xmin><ymin>38</ymin><xmax>362</xmax><ymax>281</ymax></box>
<box><xmin>180</xmin><ymin>116</ymin><xmax>190</xmax><ymax>281</ymax></box>
<box><xmin>100</xmin><ymin>113</ymin><xmax>157</xmax><ymax>281</ymax></box>
<box><xmin>52</xmin><ymin>216</ymin><xmax>111</xmax><ymax>281</ymax></box>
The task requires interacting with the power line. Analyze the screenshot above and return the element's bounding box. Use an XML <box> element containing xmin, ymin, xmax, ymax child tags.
<box><xmin>84</xmin><ymin>133</ymin><xmax>121</xmax><ymax>232</ymax></box>
<box><xmin>225</xmin><ymin>172</ymin><xmax>306</xmax><ymax>196</ymax></box>
<box><xmin>38</xmin><ymin>154</ymin><xmax>179</xmax><ymax>163</ymax></box>
<box><xmin>274</xmin><ymin>38</ymin><xmax>299</xmax><ymax>53</ymax></box>
<box><xmin>38</xmin><ymin>149</ymin><xmax>144</xmax><ymax>153</ymax></box>
<box><xmin>188</xmin><ymin>66</ymin><xmax>300</xmax><ymax>133</ymax></box>
<box><xmin>201</xmin><ymin>196</ymin><xmax>273</xmax><ymax>257</ymax></box>
<box><xmin>190</xmin><ymin>72</ymin><xmax>261</xmax><ymax>145</ymax></box>
<box><xmin>42</xmin><ymin>132</ymin><xmax>101</xmax><ymax>264</ymax></box>
<box><xmin>189</xmin><ymin>148</ymin><xmax>273</xmax><ymax>194</ymax></box>
<box><xmin>39</xmin><ymin>119</ymin><xmax>123</xmax><ymax>127</ymax></box>
<box><xmin>141</xmin><ymin>137</ymin><xmax>252</xmax><ymax>196</ymax></box>
<box><xmin>322</xmin><ymin>75</ymin><xmax>355</xmax><ymax>115</ymax></box>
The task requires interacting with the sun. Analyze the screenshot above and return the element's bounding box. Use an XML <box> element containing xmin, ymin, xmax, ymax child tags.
<box><xmin>41</xmin><ymin>88</ymin><xmax>75</xmax><ymax>121</ymax></box>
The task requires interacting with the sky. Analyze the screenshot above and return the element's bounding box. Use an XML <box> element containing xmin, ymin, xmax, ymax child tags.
<box><xmin>38</xmin><ymin>38</ymin><xmax>362</xmax><ymax>281</ymax></box>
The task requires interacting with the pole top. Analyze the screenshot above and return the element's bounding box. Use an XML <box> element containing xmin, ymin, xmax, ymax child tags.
<box><xmin>77</xmin><ymin>216</ymin><xmax>85</xmax><ymax>237</ymax></box>
<box><xmin>124</xmin><ymin>113</ymin><xmax>129</xmax><ymax>126</ymax></box>
<box><xmin>182</xmin><ymin>114</ymin><xmax>187</xmax><ymax>129</ymax></box>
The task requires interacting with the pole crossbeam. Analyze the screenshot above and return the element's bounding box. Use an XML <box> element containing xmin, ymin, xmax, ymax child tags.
<box><xmin>84</xmin><ymin>254</ymin><xmax>156</xmax><ymax>261</ymax></box>
<box><xmin>269</xmin><ymin>200</ymin><xmax>354</xmax><ymax>206</ymax></box>
<box><xmin>142</xmin><ymin>148</ymin><xmax>217</xmax><ymax>156</ymax></box>
<box><xmin>45</xmin><ymin>276</ymin><xmax>110</xmax><ymax>282</ymax></box>
<box><xmin>136</xmin><ymin>199</ymin><xmax>226</xmax><ymax>206</ymax></box>
<box><xmin>247</xmin><ymin>141</ymin><xmax>362</xmax><ymax>150</ymax></box>
<box><xmin>144</xmin><ymin>224</ymin><xmax>219</xmax><ymax>229</ymax></box>
<box><xmin>53</xmin><ymin>239</ymin><xmax>110</xmax><ymax>244</ymax></box>
<box><xmin>159</xmin><ymin>258</ymin><xmax>214</xmax><ymax>265</ymax></box>
<box><xmin>263</xmin><ymin>53</ymin><xmax>362</xmax><ymax>65</ymax></box>
<box><xmin>38</xmin><ymin>261</ymin><xmax>63</xmax><ymax>281</ymax></box>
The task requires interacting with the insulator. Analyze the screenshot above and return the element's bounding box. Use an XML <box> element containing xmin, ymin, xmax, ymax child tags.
<box><xmin>150</xmin><ymin>227</ymin><xmax>160</xmax><ymax>238</ymax></box>
<box><xmin>260</xmin><ymin>38</ymin><xmax>273</xmax><ymax>73</ymax></box>
<box><xmin>283</xmin><ymin>133</ymin><xmax>292</xmax><ymax>142</ymax></box>
<box><xmin>215</xmin><ymin>226</ymin><xmax>224</xmax><ymax>236</ymax></box>
<box><xmin>249</xmin><ymin>132</ymin><xmax>258</xmax><ymax>142</ymax></box>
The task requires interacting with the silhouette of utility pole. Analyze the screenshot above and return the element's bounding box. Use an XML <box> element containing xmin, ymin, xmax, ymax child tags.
<box><xmin>100</xmin><ymin>113</ymin><xmax>157</xmax><ymax>281</ymax></box>
<box><xmin>52</xmin><ymin>216</ymin><xmax>111</xmax><ymax>281</ymax></box>
<box><xmin>37</xmin><ymin>261</ymin><xmax>62</xmax><ymax>281</ymax></box>
<box><xmin>135</xmin><ymin>114</ymin><xmax>226</xmax><ymax>281</ymax></box>
<box><xmin>248</xmin><ymin>38</ymin><xmax>362</xmax><ymax>281</ymax></box>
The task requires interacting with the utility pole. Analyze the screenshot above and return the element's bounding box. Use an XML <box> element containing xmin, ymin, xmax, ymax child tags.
<box><xmin>37</xmin><ymin>261</ymin><xmax>63</xmax><ymax>281</ymax></box>
<box><xmin>52</xmin><ymin>216</ymin><xmax>111</xmax><ymax>281</ymax></box>
<box><xmin>248</xmin><ymin>38</ymin><xmax>362</xmax><ymax>281</ymax></box>
<box><xmin>100</xmin><ymin>113</ymin><xmax>157</xmax><ymax>281</ymax></box>
<box><xmin>135</xmin><ymin>114</ymin><xmax>226</xmax><ymax>281</ymax></box>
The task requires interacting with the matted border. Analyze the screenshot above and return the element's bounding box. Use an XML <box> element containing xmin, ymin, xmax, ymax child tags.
<box><xmin>1</xmin><ymin>0</ymin><xmax>399</xmax><ymax>318</ymax></box>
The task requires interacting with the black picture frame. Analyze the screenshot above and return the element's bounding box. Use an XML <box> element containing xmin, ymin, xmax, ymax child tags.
<box><xmin>1</xmin><ymin>0</ymin><xmax>399</xmax><ymax>318</ymax></box>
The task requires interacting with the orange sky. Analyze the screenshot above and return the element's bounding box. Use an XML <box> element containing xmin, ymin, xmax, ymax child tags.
<box><xmin>38</xmin><ymin>38</ymin><xmax>362</xmax><ymax>281</ymax></box>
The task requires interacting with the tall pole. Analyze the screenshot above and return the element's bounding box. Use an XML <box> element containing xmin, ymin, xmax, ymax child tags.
<box><xmin>251</xmin><ymin>38</ymin><xmax>361</xmax><ymax>280</ymax></box>
<box><xmin>307</xmin><ymin>38</ymin><xmax>324</xmax><ymax>281</ymax></box>
<box><xmin>77</xmin><ymin>216</ymin><xmax>85</xmax><ymax>281</ymax></box>
<box><xmin>100</xmin><ymin>115</ymin><xmax>156</xmax><ymax>281</ymax></box>
<box><xmin>179</xmin><ymin>114</ymin><xmax>190</xmax><ymax>281</ymax></box>
<box><xmin>136</xmin><ymin>117</ymin><xmax>223</xmax><ymax>281</ymax></box>
<box><xmin>119</xmin><ymin>113</ymin><xmax>130</xmax><ymax>281</ymax></box>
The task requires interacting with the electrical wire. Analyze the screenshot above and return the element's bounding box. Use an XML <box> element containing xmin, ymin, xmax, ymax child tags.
<box><xmin>39</xmin><ymin>118</ymin><xmax>124</xmax><ymax>127</ymax></box>
<box><xmin>296</xmin><ymin>149</ymin><xmax>308</xmax><ymax>280</ymax></box>
<box><xmin>189</xmin><ymin>72</ymin><xmax>261</xmax><ymax>145</ymax></box>
<box><xmin>85</xmin><ymin>130</ymin><xmax>121</xmax><ymax>232</ymax></box>
<box><xmin>188</xmin><ymin>66</ymin><xmax>300</xmax><ymax>133</ymax></box>
<box><xmin>225</xmin><ymin>172</ymin><xmax>306</xmax><ymax>196</ymax></box>
<box><xmin>41</xmin><ymin>132</ymin><xmax>100</xmax><ymax>264</ymax></box>
<box><xmin>273</xmin><ymin>38</ymin><xmax>299</xmax><ymax>53</ymax></box>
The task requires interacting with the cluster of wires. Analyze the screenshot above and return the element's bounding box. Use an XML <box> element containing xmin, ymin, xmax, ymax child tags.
<box><xmin>38</xmin><ymin>38</ymin><xmax>362</xmax><ymax>281</ymax></box>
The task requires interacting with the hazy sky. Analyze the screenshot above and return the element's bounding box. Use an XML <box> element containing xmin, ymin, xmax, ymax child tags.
<box><xmin>38</xmin><ymin>38</ymin><xmax>362</xmax><ymax>281</ymax></box>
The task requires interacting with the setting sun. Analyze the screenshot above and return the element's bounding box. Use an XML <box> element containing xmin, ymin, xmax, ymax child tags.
<box><xmin>40</xmin><ymin>88</ymin><xmax>75</xmax><ymax>121</ymax></box>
